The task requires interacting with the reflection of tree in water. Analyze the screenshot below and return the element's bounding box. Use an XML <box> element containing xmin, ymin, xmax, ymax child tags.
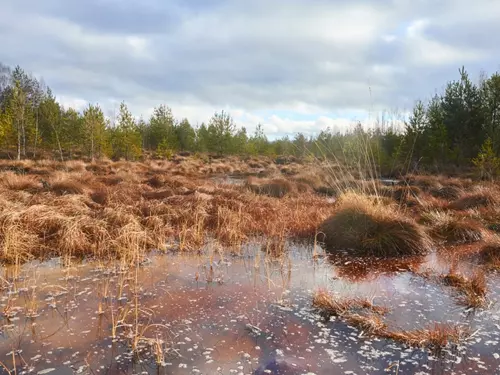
<box><xmin>327</xmin><ymin>254</ymin><xmax>424</xmax><ymax>282</ymax></box>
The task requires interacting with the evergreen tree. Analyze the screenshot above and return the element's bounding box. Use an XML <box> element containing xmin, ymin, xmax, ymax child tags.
<box><xmin>111</xmin><ymin>102</ymin><xmax>142</xmax><ymax>160</ymax></box>
<box><xmin>83</xmin><ymin>104</ymin><xmax>109</xmax><ymax>160</ymax></box>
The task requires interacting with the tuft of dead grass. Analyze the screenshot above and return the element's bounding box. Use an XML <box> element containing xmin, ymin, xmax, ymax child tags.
<box><xmin>381</xmin><ymin>323</ymin><xmax>470</xmax><ymax>350</ymax></box>
<box><xmin>312</xmin><ymin>290</ymin><xmax>389</xmax><ymax>317</ymax></box>
<box><xmin>313</xmin><ymin>290</ymin><xmax>469</xmax><ymax>351</ymax></box>
<box><xmin>0</xmin><ymin>172</ymin><xmax>41</xmax><ymax>192</ymax></box>
<box><xmin>429</xmin><ymin>185</ymin><xmax>463</xmax><ymax>201</ymax></box>
<box><xmin>319</xmin><ymin>193</ymin><xmax>433</xmax><ymax>257</ymax></box>
<box><xmin>475</xmin><ymin>243</ymin><xmax>500</xmax><ymax>269</ymax></box>
<box><xmin>441</xmin><ymin>268</ymin><xmax>488</xmax><ymax>308</ymax></box>
<box><xmin>422</xmin><ymin>211</ymin><xmax>483</xmax><ymax>244</ymax></box>
<box><xmin>49</xmin><ymin>176</ymin><xmax>85</xmax><ymax>195</ymax></box>
<box><xmin>246</xmin><ymin>177</ymin><xmax>295</xmax><ymax>198</ymax></box>
<box><xmin>449</xmin><ymin>190</ymin><xmax>497</xmax><ymax>210</ymax></box>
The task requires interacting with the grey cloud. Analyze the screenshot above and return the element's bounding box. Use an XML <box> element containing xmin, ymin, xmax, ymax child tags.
<box><xmin>1</xmin><ymin>0</ymin><xmax>499</xmax><ymax>134</ymax></box>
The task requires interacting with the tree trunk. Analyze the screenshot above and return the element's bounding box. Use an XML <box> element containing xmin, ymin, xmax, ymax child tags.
<box><xmin>21</xmin><ymin>119</ymin><xmax>26</xmax><ymax>158</ymax></box>
<box><xmin>33</xmin><ymin>109</ymin><xmax>39</xmax><ymax>159</ymax></box>
<box><xmin>16</xmin><ymin>121</ymin><xmax>21</xmax><ymax>161</ymax></box>
<box><xmin>91</xmin><ymin>124</ymin><xmax>95</xmax><ymax>161</ymax></box>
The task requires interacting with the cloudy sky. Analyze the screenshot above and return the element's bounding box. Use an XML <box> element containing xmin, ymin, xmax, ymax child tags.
<box><xmin>1</xmin><ymin>0</ymin><xmax>499</xmax><ymax>138</ymax></box>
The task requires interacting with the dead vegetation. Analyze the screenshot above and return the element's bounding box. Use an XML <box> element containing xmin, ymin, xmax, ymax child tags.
<box><xmin>312</xmin><ymin>289</ymin><xmax>469</xmax><ymax>351</ymax></box>
<box><xmin>319</xmin><ymin>193</ymin><xmax>433</xmax><ymax>257</ymax></box>
<box><xmin>0</xmin><ymin>158</ymin><xmax>335</xmax><ymax>263</ymax></box>
<box><xmin>441</xmin><ymin>268</ymin><xmax>488</xmax><ymax>308</ymax></box>
<box><xmin>422</xmin><ymin>211</ymin><xmax>484</xmax><ymax>244</ymax></box>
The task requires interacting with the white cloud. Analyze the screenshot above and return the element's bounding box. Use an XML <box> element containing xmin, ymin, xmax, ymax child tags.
<box><xmin>0</xmin><ymin>0</ymin><xmax>498</xmax><ymax>137</ymax></box>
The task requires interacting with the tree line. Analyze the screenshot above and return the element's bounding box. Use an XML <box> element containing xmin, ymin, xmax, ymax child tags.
<box><xmin>1</xmin><ymin>62</ymin><xmax>500</xmax><ymax>175</ymax></box>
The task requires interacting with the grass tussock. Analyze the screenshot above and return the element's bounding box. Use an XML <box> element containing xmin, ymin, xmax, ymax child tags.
<box><xmin>0</xmin><ymin>172</ymin><xmax>41</xmax><ymax>192</ymax></box>
<box><xmin>246</xmin><ymin>177</ymin><xmax>295</xmax><ymax>198</ymax></box>
<box><xmin>49</xmin><ymin>177</ymin><xmax>86</xmax><ymax>195</ymax></box>
<box><xmin>441</xmin><ymin>268</ymin><xmax>488</xmax><ymax>308</ymax></box>
<box><xmin>449</xmin><ymin>190</ymin><xmax>497</xmax><ymax>210</ymax></box>
<box><xmin>422</xmin><ymin>211</ymin><xmax>483</xmax><ymax>244</ymax></box>
<box><xmin>429</xmin><ymin>185</ymin><xmax>463</xmax><ymax>201</ymax></box>
<box><xmin>476</xmin><ymin>243</ymin><xmax>500</xmax><ymax>269</ymax></box>
<box><xmin>319</xmin><ymin>193</ymin><xmax>433</xmax><ymax>257</ymax></box>
<box><xmin>312</xmin><ymin>290</ymin><xmax>389</xmax><ymax>317</ymax></box>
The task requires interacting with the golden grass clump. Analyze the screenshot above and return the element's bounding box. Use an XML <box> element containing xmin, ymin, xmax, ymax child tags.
<box><xmin>422</xmin><ymin>211</ymin><xmax>483</xmax><ymax>244</ymax></box>
<box><xmin>312</xmin><ymin>290</ymin><xmax>388</xmax><ymax>317</ymax></box>
<box><xmin>49</xmin><ymin>176</ymin><xmax>86</xmax><ymax>195</ymax></box>
<box><xmin>442</xmin><ymin>268</ymin><xmax>488</xmax><ymax>308</ymax></box>
<box><xmin>476</xmin><ymin>243</ymin><xmax>500</xmax><ymax>269</ymax></box>
<box><xmin>246</xmin><ymin>177</ymin><xmax>295</xmax><ymax>198</ymax></box>
<box><xmin>429</xmin><ymin>185</ymin><xmax>463</xmax><ymax>201</ymax></box>
<box><xmin>449</xmin><ymin>190</ymin><xmax>497</xmax><ymax>210</ymax></box>
<box><xmin>319</xmin><ymin>193</ymin><xmax>433</xmax><ymax>257</ymax></box>
<box><xmin>0</xmin><ymin>172</ymin><xmax>41</xmax><ymax>192</ymax></box>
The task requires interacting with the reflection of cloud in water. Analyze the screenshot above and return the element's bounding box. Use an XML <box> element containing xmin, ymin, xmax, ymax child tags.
<box><xmin>0</xmin><ymin>246</ymin><xmax>499</xmax><ymax>374</ymax></box>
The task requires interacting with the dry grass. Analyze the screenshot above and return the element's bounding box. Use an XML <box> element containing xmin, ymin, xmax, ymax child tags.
<box><xmin>429</xmin><ymin>185</ymin><xmax>463</xmax><ymax>201</ymax></box>
<box><xmin>381</xmin><ymin>323</ymin><xmax>469</xmax><ymax>350</ymax></box>
<box><xmin>319</xmin><ymin>193</ymin><xmax>433</xmax><ymax>257</ymax></box>
<box><xmin>0</xmin><ymin>157</ymin><xmax>335</xmax><ymax>263</ymax></box>
<box><xmin>441</xmin><ymin>268</ymin><xmax>488</xmax><ymax>308</ymax></box>
<box><xmin>312</xmin><ymin>289</ymin><xmax>468</xmax><ymax>350</ymax></box>
<box><xmin>422</xmin><ymin>211</ymin><xmax>483</xmax><ymax>244</ymax></box>
<box><xmin>246</xmin><ymin>177</ymin><xmax>295</xmax><ymax>198</ymax></box>
<box><xmin>49</xmin><ymin>176</ymin><xmax>86</xmax><ymax>195</ymax></box>
<box><xmin>0</xmin><ymin>172</ymin><xmax>41</xmax><ymax>192</ymax></box>
<box><xmin>449</xmin><ymin>190</ymin><xmax>497</xmax><ymax>210</ymax></box>
<box><xmin>475</xmin><ymin>243</ymin><xmax>500</xmax><ymax>269</ymax></box>
<box><xmin>312</xmin><ymin>290</ymin><xmax>388</xmax><ymax>317</ymax></box>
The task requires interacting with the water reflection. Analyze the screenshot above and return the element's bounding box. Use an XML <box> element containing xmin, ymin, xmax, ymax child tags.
<box><xmin>0</xmin><ymin>244</ymin><xmax>499</xmax><ymax>375</ymax></box>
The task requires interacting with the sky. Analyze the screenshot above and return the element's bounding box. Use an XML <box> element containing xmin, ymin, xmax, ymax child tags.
<box><xmin>1</xmin><ymin>0</ymin><xmax>499</xmax><ymax>138</ymax></box>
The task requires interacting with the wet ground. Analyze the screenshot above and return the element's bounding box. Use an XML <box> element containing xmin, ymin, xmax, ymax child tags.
<box><xmin>1</xmin><ymin>243</ymin><xmax>499</xmax><ymax>375</ymax></box>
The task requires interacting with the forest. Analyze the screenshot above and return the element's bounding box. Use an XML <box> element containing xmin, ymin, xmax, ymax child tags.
<box><xmin>1</xmin><ymin>63</ymin><xmax>500</xmax><ymax>176</ymax></box>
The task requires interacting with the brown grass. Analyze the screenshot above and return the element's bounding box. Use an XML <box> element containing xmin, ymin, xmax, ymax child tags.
<box><xmin>449</xmin><ymin>190</ymin><xmax>497</xmax><ymax>210</ymax></box>
<box><xmin>246</xmin><ymin>177</ymin><xmax>295</xmax><ymax>198</ymax></box>
<box><xmin>312</xmin><ymin>290</ymin><xmax>388</xmax><ymax>333</ymax></box>
<box><xmin>90</xmin><ymin>189</ymin><xmax>109</xmax><ymax>205</ymax></box>
<box><xmin>381</xmin><ymin>323</ymin><xmax>469</xmax><ymax>350</ymax></box>
<box><xmin>441</xmin><ymin>268</ymin><xmax>488</xmax><ymax>308</ymax></box>
<box><xmin>429</xmin><ymin>185</ymin><xmax>463</xmax><ymax>201</ymax></box>
<box><xmin>476</xmin><ymin>243</ymin><xmax>500</xmax><ymax>269</ymax></box>
<box><xmin>319</xmin><ymin>193</ymin><xmax>433</xmax><ymax>257</ymax></box>
<box><xmin>312</xmin><ymin>290</ymin><xmax>468</xmax><ymax>350</ymax></box>
<box><xmin>422</xmin><ymin>211</ymin><xmax>483</xmax><ymax>244</ymax></box>
<box><xmin>50</xmin><ymin>177</ymin><xmax>85</xmax><ymax>195</ymax></box>
<box><xmin>142</xmin><ymin>188</ymin><xmax>175</xmax><ymax>200</ymax></box>
<box><xmin>0</xmin><ymin>172</ymin><xmax>41</xmax><ymax>192</ymax></box>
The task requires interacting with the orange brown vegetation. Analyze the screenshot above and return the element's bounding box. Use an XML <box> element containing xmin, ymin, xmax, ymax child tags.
<box><xmin>319</xmin><ymin>193</ymin><xmax>433</xmax><ymax>257</ymax></box>
<box><xmin>441</xmin><ymin>268</ymin><xmax>488</xmax><ymax>308</ymax></box>
<box><xmin>421</xmin><ymin>211</ymin><xmax>484</xmax><ymax>244</ymax></box>
<box><xmin>0</xmin><ymin>158</ymin><xmax>333</xmax><ymax>264</ymax></box>
<box><xmin>312</xmin><ymin>289</ymin><xmax>469</xmax><ymax>350</ymax></box>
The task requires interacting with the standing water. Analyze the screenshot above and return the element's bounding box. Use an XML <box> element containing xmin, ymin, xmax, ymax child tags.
<box><xmin>0</xmin><ymin>242</ymin><xmax>499</xmax><ymax>375</ymax></box>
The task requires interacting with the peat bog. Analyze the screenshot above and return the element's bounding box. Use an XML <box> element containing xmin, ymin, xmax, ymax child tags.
<box><xmin>0</xmin><ymin>157</ymin><xmax>500</xmax><ymax>375</ymax></box>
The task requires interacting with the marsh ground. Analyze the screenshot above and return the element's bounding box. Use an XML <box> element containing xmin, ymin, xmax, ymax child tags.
<box><xmin>0</xmin><ymin>156</ymin><xmax>499</xmax><ymax>374</ymax></box>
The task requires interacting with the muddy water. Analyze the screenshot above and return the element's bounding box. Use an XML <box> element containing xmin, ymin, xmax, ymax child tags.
<box><xmin>1</xmin><ymin>243</ymin><xmax>499</xmax><ymax>375</ymax></box>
